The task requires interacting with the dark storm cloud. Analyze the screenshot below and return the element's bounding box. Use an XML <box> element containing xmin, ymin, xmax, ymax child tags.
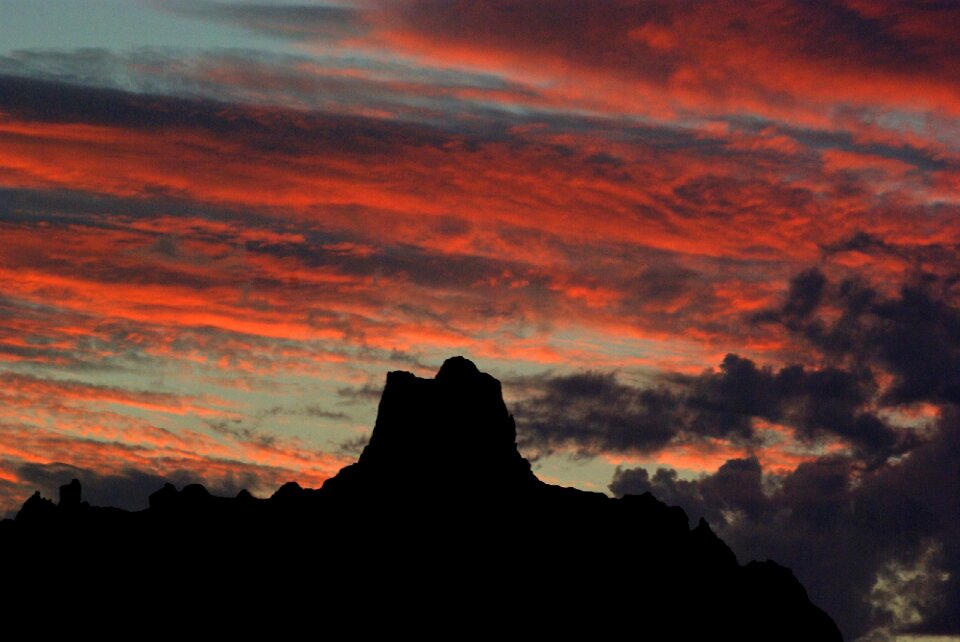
<box><xmin>16</xmin><ymin>462</ymin><xmax>259</xmax><ymax>511</ymax></box>
<box><xmin>610</xmin><ymin>408</ymin><xmax>960</xmax><ymax>639</ymax></box>
<box><xmin>610</xmin><ymin>456</ymin><xmax>769</xmax><ymax>528</ymax></box>
<box><xmin>823</xmin><ymin>230</ymin><xmax>960</xmax><ymax>272</ymax></box>
<box><xmin>761</xmin><ymin>268</ymin><xmax>960</xmax><ymax>406</ymax></box>
<box><xmin>782</xmin><ymin>268</ymin><xmax>827</xmax><ymax>319</ymax></box>
<box><xmin>512</xmin><ymin>372</ymin><xmax>681</xmax><ymax>457</ymax></box>
<box><xmin>513</xmin><ymin>353</ymin><xmax>904</xmax><ymax>463</ymax></box>
<box><xmin>694</xmin><ymin>356</ymin><xmax>904</xmax><ymax>463</ymax></box>
<box><xmin>516</xmin><ymin>260</ymin><xmax>959</xmax><ymax>637</ymax></box>
<box><xmin>602</xmin><ymin>265</ymin><xmax>960</xmax><ymax>639</ymax></box>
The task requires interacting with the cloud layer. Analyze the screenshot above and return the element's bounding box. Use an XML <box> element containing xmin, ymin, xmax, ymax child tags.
<box><xmin>3</xmin><ymin>2</ymin><xmax>960</xmax><ymax>639</ymax></box>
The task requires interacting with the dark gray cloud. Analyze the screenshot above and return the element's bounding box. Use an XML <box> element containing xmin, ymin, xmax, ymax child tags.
<box><xmin>512</xmin><ymin>372</ymin><xmax>681</xmax><ymax>457</ymax></box>
<box><xmin>0</xmin><ymin>73</ymin><xmax>454</xmax><ymax>152</ymax></box>
<box><xmin>610</xmin><ymin>408</ymin><xmax>960</xmax><ymax>640</ymax></box>
<box><xmin>782</xmin><ymin>267</ymin><xmax>827</xmax><ymax>319</ymax></box>
<box><xmin>337</xmin><ymin>383</ymin><xmax>385</xmax><ymax>402</ymax></box>
<box><xmin>512</xmin><ymin>353</ymin><xmax>905</xmax><ymax>464</ymax></box>
<box><xmin>0</xmin><ymin>47</ymin><xmax>586</xmax><ymax>131</ymax></box>
<box><xmin>601</xmin><ymin>264</ymin><xmax>960</xmax><ymax>639</ymax></box>
<box><xmin>760</xmin><ymin>268</ymin><xmax>960</xmax><ymax>407</ymax></box>
<box><xmin>822</xmin><ymin>230</ymin><xmax>960</xmax><ymax>274</ymax></box>
<box><xmin>513</xmin><ymin>264</ymin><xmax>960</xmax><ymax>639</ymax></box>
<box><xmin>610</xmin><ymin>456</ymin><xmax>769</xmax><ymax>528</ymax></box>
<box><xmin>514</xmin><ymin>342</ymin><xmax>952</xmax><ymax>640</ymax></box>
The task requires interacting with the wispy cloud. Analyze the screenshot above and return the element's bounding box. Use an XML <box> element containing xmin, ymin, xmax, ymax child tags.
<box><xmin>3</xmin><ymin>3</ymin><xmax>960</xmax><ymax>636</ymax></box>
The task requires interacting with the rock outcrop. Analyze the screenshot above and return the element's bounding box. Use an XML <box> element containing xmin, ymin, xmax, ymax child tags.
<box><xmin>1</xmin><ymin>357</ymin><xmax>842</xmax><ymax>640</ymax></box>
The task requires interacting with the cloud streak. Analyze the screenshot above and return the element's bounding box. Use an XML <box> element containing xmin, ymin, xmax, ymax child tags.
<box><xmin>2</xmin><ymin>3</ymin><xmax>960</xmax><ymax>637</ymax></box>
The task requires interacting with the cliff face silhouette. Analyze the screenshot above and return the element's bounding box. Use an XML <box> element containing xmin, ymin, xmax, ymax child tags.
<box><xmin>2</xmin><ymin>357</ymin><xmax>841</xmax><ymax>639</ymax></box>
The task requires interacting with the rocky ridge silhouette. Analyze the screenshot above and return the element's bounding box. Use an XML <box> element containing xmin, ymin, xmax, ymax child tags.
<box><xmin>2</xmin><ymin>356</ymin><xmax>842</xmax><ymax>639</ymax></box>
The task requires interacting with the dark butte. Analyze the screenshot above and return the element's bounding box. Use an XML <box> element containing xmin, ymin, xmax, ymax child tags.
<box><xmin>2</xmin><ymin>357</ymin><xmax>842</xmax><ymax>639</ymax></box>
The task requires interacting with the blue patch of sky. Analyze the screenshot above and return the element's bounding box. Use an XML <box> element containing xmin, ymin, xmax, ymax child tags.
<box><xmin>0</xmin><ymin>0</ymin><xmax>289</xmax><ymax>54</ymax></box>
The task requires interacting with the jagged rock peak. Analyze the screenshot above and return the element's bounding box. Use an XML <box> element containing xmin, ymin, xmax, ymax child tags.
<box><xmin>434</xmin><ymin>355</ymin><xmax>481</xmax><ymax>381</ymax></box>
<box><xmin>59</xmin><ymin>479</ymin><xmax>81</xmax><ymax>508</ymax></box>
<box><xmin>325</xmin><ymin>356</ymin><xmax>534</xmax><ymax>494</ymax></box>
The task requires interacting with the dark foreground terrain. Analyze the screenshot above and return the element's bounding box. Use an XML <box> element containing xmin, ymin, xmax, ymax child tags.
<box><xmin>2</xmin><ymin>357</ymin><xmax>841</xmax><ymax>639</ymax></box>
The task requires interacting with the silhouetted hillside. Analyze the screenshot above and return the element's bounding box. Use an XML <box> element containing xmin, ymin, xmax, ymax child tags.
<box><xmin>2</xmin><ymin>356</ymin><xmax>841</xmax><ymax>640</ymax></box>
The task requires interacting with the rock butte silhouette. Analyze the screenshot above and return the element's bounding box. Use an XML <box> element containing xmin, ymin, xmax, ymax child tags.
<box><xmin>2</xmin><ymin>356</ymin><xmax>841</xmax><ymax>639</ymax></box>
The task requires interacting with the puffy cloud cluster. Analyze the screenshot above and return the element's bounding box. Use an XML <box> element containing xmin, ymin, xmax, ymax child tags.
<box><xmin>610</xmin><ymin>414</ymin><xmax>960</xmax><ymax>639</ymax></box>
<box><xmin>514</xmin><ymin>350</ymin><xmax>909</xmax><ymax>467</ymax></box>
<box><xmin>515</xmin><ymin>268</ymin><xmax>960</xmax><ymax>640</ymax></box>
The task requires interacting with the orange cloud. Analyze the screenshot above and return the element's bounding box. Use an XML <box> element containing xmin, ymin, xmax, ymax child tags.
<box><xmin>1</xmin><ymin>1</ymin><xmax>959</xmax><ymax>525</ymax></box>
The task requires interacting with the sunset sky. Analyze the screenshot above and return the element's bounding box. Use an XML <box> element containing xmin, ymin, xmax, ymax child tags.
<box><xmin>2</xmin><ymin>1</ymin><xmax>960</xmax><ymax>639</ymax></box>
